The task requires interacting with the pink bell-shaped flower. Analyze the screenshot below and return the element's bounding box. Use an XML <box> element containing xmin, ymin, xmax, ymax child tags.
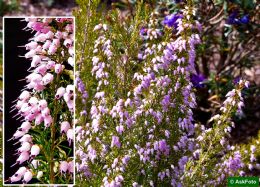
<box><xmin>16</xmin><ymin>151</ymin><xmax>30</xmax><ymax>164</ymax></box>
<box><xmin>59</xmin><ymin>161</ymin><xmax>68</xmax><ymax>173</ymax></box>
<box><xmin>30</xmin><ymin>144</ymin><xmax>40</xmax><ymax>157</ymax></box>
<box><xmin>61</xmin><ymin>121</ymin><xmax>70</xmax><ymax>133</ymax></box>
<box><xmin>55</xmin><ymin>87</ymin><xmax>66</xmax><ymax>99</ymax></box>
<box><xmin>22</xmin><ymin>170</ymin><xmax>33</xmax><ymax>183</ymax></box>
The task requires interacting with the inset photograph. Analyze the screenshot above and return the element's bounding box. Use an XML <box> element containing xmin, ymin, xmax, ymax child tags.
<box><xmin>3</xmin><ymin>17</ymin><xmax>74</xmax><ymax>185</ymax></box>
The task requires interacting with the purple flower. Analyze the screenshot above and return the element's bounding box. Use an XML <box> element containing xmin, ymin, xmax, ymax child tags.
<box><xmin>111</xmin><ymin>136</ymin><xmax>121</xmax><ymax>148</ymax></box>
<box><xmin>158</xmin><ymin>139</ymin><xmax>170</xmax><ymax>155</ymax></box>
<box><xmin>161</xmin><ymin>94</ymin><xmax>171</xmax><ymax>111</ymax></box>
<box><xmin>233</xmin><ymin>76</ymin><xmax>241</xmax><ymax>85</ymax></box>
<box><xmin>226</xmin><ymin>151</ymin><xmax>243</xmax><ymax>172</ymax></box>
<box><xmin>191</xmin><ymin>74</ymin><xmax>206</xmax><ymax>88</ymax></box>
<box><xmin>122</xmin><ymin>155</ymin><xmax>130</xmax><ymax>165</ymax></box>
<box><xmin>116</xmin><ymin>125</ymin><xmax>124</xmax><ymax>135</ymax></box>
<box><xmin>140</xmin><ymin>27</ymin><xmax>147</xmax><ymax>36</ymax></box>
<box><xmin>163</xmin><ymin>13</ymin><xmax>183</xmax><ymax>28</ymax></box>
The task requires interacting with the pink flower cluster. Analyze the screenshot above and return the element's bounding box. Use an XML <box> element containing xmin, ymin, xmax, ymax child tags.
<box><xmin>7</xmin><ymin>18</ymin><xmax>74</xmax><ymax>184</ymax></box>
<box><xmin>9</xmin><ymin>167</ymin><xmax>33</xmax><ymax>183</ymax></box>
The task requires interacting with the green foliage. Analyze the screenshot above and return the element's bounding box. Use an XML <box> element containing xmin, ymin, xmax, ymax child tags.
<box><xmin>0</xmin><ymin>0</ymin><xmax>19</xmax><ymax>16</ymax></box>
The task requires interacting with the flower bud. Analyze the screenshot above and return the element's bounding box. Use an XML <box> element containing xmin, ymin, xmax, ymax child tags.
<box><xmin>31</xmin><ymin>159</ymin><xmax>39</xmax><ymax>168</ymax></box>
<box><xmin>103</xmin><ymin>24</ymin><xmax>108</xmax><ymax>31</ymax></box>
<box><xmin>37</xmin><ymin>171</ymin><xmax>43</xmax><ymax>179</ymax></box>
<box><xmin>94</xmin><ymin>24</ymin><xmax>102</xmax><ymax>31</ymax></box>
<box><xmin>116</xmin><ymin>125</ymin><xmax>124</xmax><ymax>135</ymax></box>
<box><xmin>30</xmin><ymin>144</ymin><xmax>40</xmax><ymax>157</ymax></box>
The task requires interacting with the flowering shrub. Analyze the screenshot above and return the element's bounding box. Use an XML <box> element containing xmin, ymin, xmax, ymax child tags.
<box><xmin>5</xmin><ymin>18</ymin><xmax>74</xmax><ymax>184</ymax></box>
<box><xmin>74</xmin><ymin>0</ymin><xmax>259</xmax><ymax>186</ymax></box>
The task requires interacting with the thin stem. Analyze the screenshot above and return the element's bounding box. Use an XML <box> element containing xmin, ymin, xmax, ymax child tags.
<box><xmin>50</xmin><ymin>104</ymin><xmax>56</xmax><ymax>183</ymax></box>
<box><xmin>50</xmin><ymin>73</ymin><xmax>61</xmax><ymax>184</ymax></box>
<box><xmin>78</xmin><ymin>0</ymin><xmax>91</xmax><ymax>71</ymax></box>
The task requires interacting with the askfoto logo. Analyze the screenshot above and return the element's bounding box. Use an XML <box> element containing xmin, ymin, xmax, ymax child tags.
<box><xmin>228</xmin><ymin>177</ymin><xmax>259</xmax><ymax>187</ymax></box>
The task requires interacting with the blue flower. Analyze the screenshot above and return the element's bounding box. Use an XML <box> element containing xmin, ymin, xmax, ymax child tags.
<box><xmin>228</xmin><ymin>11</ymin><xmax>250</xmax><ymax>25</ymax></box>
<box><xmin>227</xmin><ymin>11</ymin><xmax>240</xmax><ymax>25</ymax></box>
<box><xmin>163</xmin><ymin>13</ymin><xmax>183</xmax><ymax>28</ymax></box>
<box><xmin>191</xmin><ymin>74</ymin><xmax>206</xmax><ymax>88</ymax></box>
<box><xmin>240</xmin><ymin>14</ymin><xmax>250</xmax><ymax>24</ymax></box>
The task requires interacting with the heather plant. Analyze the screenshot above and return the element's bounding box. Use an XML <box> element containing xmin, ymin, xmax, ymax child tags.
<box><xmin>103</xmin><ymin>0</ymin><xmax>260</xmax><ymax>140</ymax></box>
<box><xmin>74</xmin><ymin>0</ymin><xmax>258</xmax><ymax>186</ymax></box>
<box><xmin>5</xmin><ymin>18</ymin><xmax>74</xmax><ymax>184</ymax></box>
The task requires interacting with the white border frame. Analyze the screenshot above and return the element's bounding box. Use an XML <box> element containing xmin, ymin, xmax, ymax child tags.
<box><xmin>2</xmin><ymin>16</ymin><xmax>76</xmax><ymax>186</ymax></box>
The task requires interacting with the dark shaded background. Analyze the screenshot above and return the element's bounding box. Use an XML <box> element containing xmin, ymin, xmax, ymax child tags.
<box><xmin>4</xmin><ymin>18</ymin><xmax>33</xmax><ymax>183</ymax></box>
